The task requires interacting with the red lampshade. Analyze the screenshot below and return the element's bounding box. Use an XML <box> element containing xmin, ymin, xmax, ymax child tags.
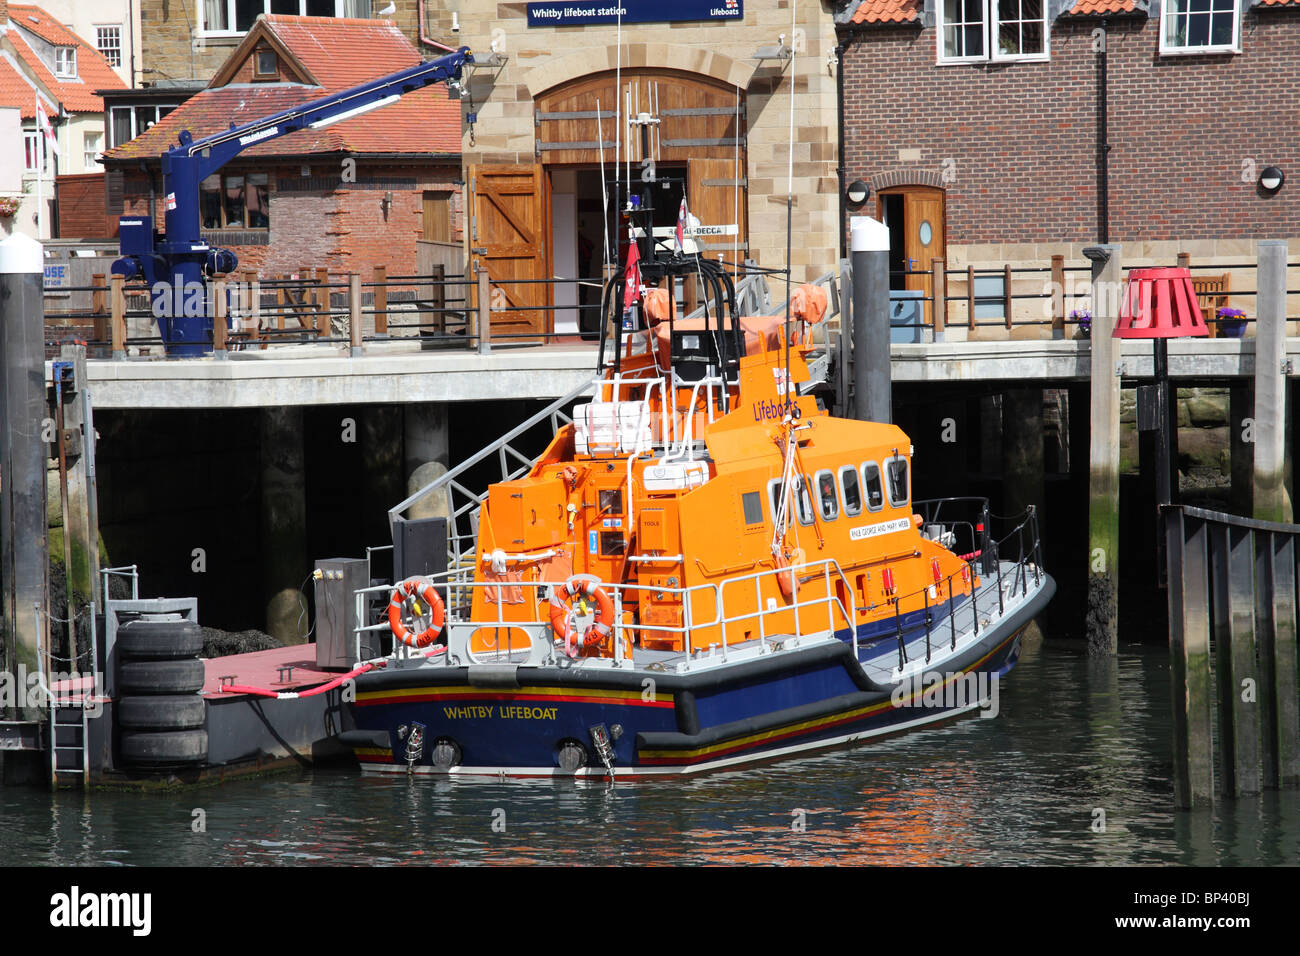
<box><xmin>1113</xmin><ymin>267</ymin><xmax>1210</xmax><ymax>338</ymax></box>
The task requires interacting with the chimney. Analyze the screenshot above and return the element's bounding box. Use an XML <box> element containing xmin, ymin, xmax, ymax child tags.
<box><xmin>0</xmin><ymin>1</ymin><xmax>9</xmax><ymax>27</ymax></box>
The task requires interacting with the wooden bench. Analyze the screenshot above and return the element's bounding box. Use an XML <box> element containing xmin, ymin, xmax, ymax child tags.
<box><xmin>1190</xmin><ymin>273</ymin><xmax>1231</xmax><ymax>338</ymax></box>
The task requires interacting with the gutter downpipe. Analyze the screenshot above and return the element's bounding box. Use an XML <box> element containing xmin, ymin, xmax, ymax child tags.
<box><xmin>418</xmin><ymin>0</ymin><xmax>458</xmax><ymax>54</ymax></box>
<box><xmin>1098</xmin><ymin>17</ymin><xmax>1110</xmax><ymax>244</ymax></box>
<box><xmin>834</xmin><ymin>30</ymin><xmax>861</xmax><ymax>261</ymax></box>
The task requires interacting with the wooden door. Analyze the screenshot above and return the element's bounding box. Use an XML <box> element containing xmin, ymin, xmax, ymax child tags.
<box><xmin>686</xmin><ymin>157</ymin><xmax>748</xmax><ymax>264</ymax></box>
<box><xmin>468</xmin><ymin>164</ymin><xmax>549</xmax><ymax>342</ymax></box>
<box><xmin>878</xmin><ymin>186</ymin><xmax>945</xmax><ymax>327</ymax></box>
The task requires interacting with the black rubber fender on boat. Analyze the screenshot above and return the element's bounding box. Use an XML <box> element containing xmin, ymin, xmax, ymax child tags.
<box><xmin>117</xmin><ymin>694</ymin><xmax>207</xmax><ymax>731</ymax></box>
<box><xmin>118</xmin><ymin>658</ymin><xmax>206</xmax><ymax>695</ymax></box>
<box><xmin>116</xmin><ymin>619</ymin><xmax>205</xmax><ymax>659</ymax></box>
<box><xmin>119</xmin><ymin>730</ymin><xmax>208</xmax><ymax>766</ymax></box>
<box><xmin>335</xmin><ymin>729</ymin><xmax>392</xmax><ymax>750</ymax></box>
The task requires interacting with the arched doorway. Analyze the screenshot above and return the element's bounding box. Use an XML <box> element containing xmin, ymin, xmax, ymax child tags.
<box><xmin>466</xmin><ymin>68</ymin><xmax>748</xmax><ymax>340</ymax></box>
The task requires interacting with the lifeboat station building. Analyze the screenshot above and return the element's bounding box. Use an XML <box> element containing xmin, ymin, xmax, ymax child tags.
<box><xmin>454</xmin><ymin>1</ymin><xmax>842</xmax><ymax>340</ymax></box>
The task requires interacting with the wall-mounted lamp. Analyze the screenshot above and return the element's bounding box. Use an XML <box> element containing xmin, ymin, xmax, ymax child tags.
<box><xmin>1259</xmin><ymin>166</ymin><xmax>1285</xmax><ymax>195</ymax></box>
<box><xmin>845</xmin><ymin>180</ymin><xmax>870</xmax><ymax>211</ymax></box>
<box><xmin>381</xmin><ymin>190</ymin><xmax>393</xmax><ymax>219</ymax></box>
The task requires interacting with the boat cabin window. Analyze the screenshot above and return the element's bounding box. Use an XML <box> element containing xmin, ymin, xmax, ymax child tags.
<box><xmin>815</xmin><ymin>470</ymin><xmax>838</xmax><ymax>521</ymax></box>
<box><xmin>839</xmin><ymin>466</ymin><xmax>862</xmax><ymax>516</ymax></box>
<box><xmin>862</xmin><ymin>462</ymin><xmax>885</xmax><ymax>512</ymax></box>
<box><xmin>793</xmin><ymin>474</ymin><xmax>815</xmax><ymax>525</ymax></box>
<box><xmin>885</xmin><ymin>456</ymin><xmax>910</xmax><ymax>508</ymax></box>
<box><xmin>768</xmin><ymin>478</ymin><xmax>786</xmax><ymax>526</ymax></box>
<box><xmin>742</xmin><ymin>491</ymin><xmax>763</xmax><ymax>526</ymax></box>
<box><xmin>599</xmin><ymin>489</ymin><xmax>623</xmax><ymax>514</ymax></box>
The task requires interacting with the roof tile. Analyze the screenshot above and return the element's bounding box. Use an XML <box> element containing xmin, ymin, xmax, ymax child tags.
<box><xmin>104</xmin><ymin>15</ymin><xmax>460</xmax><ymax>163</ymax></box>
<box><xmin>1</xmin><ymin>5</ymin><xmax>125</xmax><ymax>115</ymax></box>
<box><xmin>847</xmin><ymin>0</ymin><xmax>922</xmax><ymax>24</ymax></box>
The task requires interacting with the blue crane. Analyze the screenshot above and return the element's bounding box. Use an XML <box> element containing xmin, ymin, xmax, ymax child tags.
<box><xmin>112</xmin><ymin>46</ymin><xmax>473</xmax><ymax>357</ymax></box>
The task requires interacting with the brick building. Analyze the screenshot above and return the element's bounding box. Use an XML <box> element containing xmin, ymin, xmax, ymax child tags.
<box><xmin>101</xmin><ymin>14</ymin><xmax>462</xmax><ymax>280</ymax></box>
<box><xmin>837</xmin><ymin>0</ymin><xmax>1300</xmax><ymax>331</ymax></box>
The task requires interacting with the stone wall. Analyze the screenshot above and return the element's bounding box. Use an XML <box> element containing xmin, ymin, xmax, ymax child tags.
<box><xmin>456</xmin><ymin>2</ymin><xmax>842</xmax><ymax>280</ymax></box>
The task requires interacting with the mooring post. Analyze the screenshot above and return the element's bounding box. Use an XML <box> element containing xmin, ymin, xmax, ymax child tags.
<box><xmin>1164</xmin><ymin>507</ymin><xmax>1215</xmax><ymax>808</ymax></box>
<box><xmin>1254</xmin><ymin>240</ymin><xmax>1290</xmax><ymax>523</ymax></box>
<box><xmin>850</xmin><ymin>216</ymin><xmax>891</xmax><ymax>423</ymax></box>
<box><xmin>58</xmin><ymin>344</ymin><xmax>99</xmax><ymax>638</ymax></box>
<box><xmin>1084</xmin><ymin>244</ymin><xmax>1122</xmax><ymax>655</ymax></box>
<box><xmin>260</xmin><ymin>407</ymin><xmax>308</xmax><ymax>645</ymax></box>
<box><xmin>0</xmin><ymin>233</ymin><xmax>50</xmax><ymax>694</ymax></box>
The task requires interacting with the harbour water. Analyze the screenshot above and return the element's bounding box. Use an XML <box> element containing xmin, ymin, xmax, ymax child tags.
<box><xmin>3</xmin><ymin>638</ymin><xmax>1297</xmax><ymax>866</ymax></box>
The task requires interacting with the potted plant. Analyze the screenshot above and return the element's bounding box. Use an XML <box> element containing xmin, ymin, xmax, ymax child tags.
<box><xmin>1217</xmin><ymin>306</ymin><xmax>1247</xmax><ymax>337</ymax></box>
<box><xmin>0</xmin><ymin>196</ymin><xmax>20</xmax><ymax>219</ymax></box>
<box><xmin>1070</xmin><ymin>308</ymin><xmax>1091</xmax><ymax>338</ymax></box>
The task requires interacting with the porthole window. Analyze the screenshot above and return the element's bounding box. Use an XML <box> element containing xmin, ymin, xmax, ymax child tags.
<box><xmin>839</xmin><ymin>465</ymin><xmax>862</xmax><ymax>516</ymax></box>
<box><xmin>862</xmin><ymin>462</ymin><xmax>884</xmax><ymax>512</ymax></box>
<box><xmin>815</xmin><ymin>469</ymin><xmax>838</xmax><ymax>521</ymax></box>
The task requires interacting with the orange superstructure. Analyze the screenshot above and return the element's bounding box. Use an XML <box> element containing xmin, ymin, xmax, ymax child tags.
<box><xmin>465</xmin><ymin>296</ymin><xmax>973</xmax><ymax>659</ymax></box>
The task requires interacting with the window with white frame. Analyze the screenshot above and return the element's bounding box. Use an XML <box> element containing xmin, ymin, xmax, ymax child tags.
<box><xmin>96</xmin><ymin>25</ymin><xmax>122</xmax><ymax>68</ymax></box>
<box><xmin>54</xmin><ymin>46</ymin><xmax>76</xmax><ymax>78</ymax></box>
<box><xmin>200</xmin><ymin>0</ymin><xmax>371</xmax><ymax>35</ymax></box>
<box><xmin>937</xmin><ymin>0</ymin><xmax>1048</xmax><ymax>63</ymax></box>
<box><xmin>84</xmin><ymin>131</ymin><xmax>103</xmax><ymax>171</ymax></box>
<box><xmin>24</xmin><ymin>131</ymin><xmax>45</xmax><ymax>173</ymax></box>
<box><xmin>1160</xmin><ymin>0</ymin><xmax>1240</xmax><ymax>54</ymax></box>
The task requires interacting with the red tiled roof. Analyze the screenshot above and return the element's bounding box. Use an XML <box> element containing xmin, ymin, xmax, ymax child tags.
<box><xmin>104</xmin><ymin>15</ymin><xmax>461</xmax><ymax>163</ymax></box>
<box><xmin>2</xmin><ymin>5</ymin><xmax>125</xmax><ymax>115</ymax></box>
<box><xmin>847</xmin><ymin>0</ymin><xmax>921</xmax><ymax>24</ymax></box>
<box><xmin>1256</xmin><ymin>0</ymin><xmax>1300</xmax><ymax>6</ymax></box>
<box><xmin>1066</xmin><ymin>0</ymin><xmax>1140</xmax><ymax>13</ymax></box>
<box><xmin>0</xmin><ymin>53</ymin><xmax>45</xmax><ymax>118</ymax></box>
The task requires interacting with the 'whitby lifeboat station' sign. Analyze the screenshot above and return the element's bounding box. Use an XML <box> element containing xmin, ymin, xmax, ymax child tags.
<box><xmin>527</xmin><ymin>0</ymin><xmax>743</xmax><ymax>27</ymax></box>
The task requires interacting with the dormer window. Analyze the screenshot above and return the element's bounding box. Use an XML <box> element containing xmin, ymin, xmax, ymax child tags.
<box><xmin>255</xmin><ymin>49</ymin><xmax>277</xmax><ymax>76</ymax></box>
<box><xmin>54</xmin><ymin>46</ymin><xmax>76</xmax><ymax>78</ymax></box>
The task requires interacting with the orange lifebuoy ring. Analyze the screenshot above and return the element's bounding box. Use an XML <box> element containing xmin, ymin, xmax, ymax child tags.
<box><xmin>549</xmin><ymin>576</ymin><xmax>615</xmax><ymax>657</ymax></box>
<box><xmin>388</xmin><ymin>577</ymin><xmax>446</xmax><ymax>648</ymax></box>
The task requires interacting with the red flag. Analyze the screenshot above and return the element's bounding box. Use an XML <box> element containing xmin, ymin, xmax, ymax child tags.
<box><xmin>623</xmin><ymin>226</ymin><xmax>641</xmax><ymax>310</ymax></box>
<box><xmin>675</xmin><ymin>197</ymin><xmax>687</xmax><ymax>253</ymax></box>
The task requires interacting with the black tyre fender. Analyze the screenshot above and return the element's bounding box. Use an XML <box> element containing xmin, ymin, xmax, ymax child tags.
<box><xmin>117</xmin><ymin>619</ymin><xmax>204</xmax><ymax>660</ymax></box>
<box><xmin>118</xmin><ymin>658</ymin><xmax>206</xmax><ymax>695</ymax></box>
<box><xmin>117</xmin><ymin>694</ymin><xmax>206</xmax><ymax>731</ymax></box>
<box><xmin>119</xmin><ymin>730</ymin><xmax>208</xmax><ymax>766</ymax></box>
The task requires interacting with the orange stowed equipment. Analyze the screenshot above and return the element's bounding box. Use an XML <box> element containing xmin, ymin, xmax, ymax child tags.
<box><xmin>549</xmin><ymin>575</ymin><xmax>617</xmax><ymax>659</ymax></box>
<box><xmin>774</xmin><ymin>545</ymin><xmax>806</xmax><ymax>601</ymax></box>
<box><xmin>388</xmin><ymin>577</ymin><xmax>446</xmax><ymax>648</ymax></box>
<box><xmin>881</xmin><ymin>566</ymin><xmax>897</xmax><ymax>599</ymax></box>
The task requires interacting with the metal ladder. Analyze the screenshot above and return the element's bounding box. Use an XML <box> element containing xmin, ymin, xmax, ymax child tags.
<box><xmin>49</xmin><ymin>700</ymin><xmax>89</xmax><ymax>789</ymax></box>
<box><xmin>388</xmin><ymin>375</ymin><xmax>597</xmax><ymax>572</ymax></box>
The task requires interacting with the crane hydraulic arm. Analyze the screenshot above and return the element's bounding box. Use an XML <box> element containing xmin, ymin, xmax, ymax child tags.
<box><xmin>113</xmin><ymin>46</ymin><xmax>473</xmax><ymax>356</ymax></box>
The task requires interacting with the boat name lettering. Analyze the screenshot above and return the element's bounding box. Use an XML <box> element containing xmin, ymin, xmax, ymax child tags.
<box><xmin>849</xmin><ymin>518</ymin><xmax>911</xmax><ymax>540</ymax></box>
<box><xmin>441</xmin><ymin>704</ymin><xmax>558</xmax><ymax>720</ymax></box>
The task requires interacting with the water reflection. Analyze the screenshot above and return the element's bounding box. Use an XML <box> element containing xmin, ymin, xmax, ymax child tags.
<box><xmin>2</xmin><ymin>643</ymin><xmax>1298</xmax><ymax>866</ymax></box>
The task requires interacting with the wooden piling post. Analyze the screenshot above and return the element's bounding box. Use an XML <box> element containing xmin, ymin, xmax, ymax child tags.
<box><xmin>1050</xmin><ymin>255</ymin><xmax>1065</xmax><ymax>338</ymax></box>
<box><xmin>429</xmin><ymin>263</ymin><xmax>445</xmax><ymax>336</ymax></box>
<box><xmin>1164</xmin><ymin>507</ymin><xmax>1215</xmax><ymax>808</ymax></box>
<box><xmin>1265</xmin><ymin>532</ymin><xmax>1300</xmax><ymax>787</ymax></box>
<box><xmin>477</xmin><ymin>265</ymin><xmax>491</xmax><ymax>355</ymax></box>
<box><xmin>243</xmin><ymin>269</ymin><xmax>261</xmax><ymax>347</ymax></box>
<box><xmin>91</xmin><ymin>273</ymin><xmax>107</xmax><ymax>355</ymax></box>
<box><xmin>1003</xmin><ymin>263</ymin><xmax>1013</xmax><ymax>330</ymax></box>
<box><xmin>348</xmin><ymin>272</ymin><xmax>363</xmax><ymax>357</ymax></box>
<box><xmin>931</xmin><ymin>259</ymin><xmax>946</xmax><ymax>342</ymax></box>
<box><xmin>315</xmin><ymin>267</ymin><xmax>329</xmax><ymax>338</ymax></box>
<box><xmin>1254</xmin><ymin>240</ymin><xmax>1290</xmax><ymax>523</ymax></box>
<box><xmin>966</xmin><ymin>265</ymin><xmax>975</xmax><ymax>331</ymax></box>
<box><xmin>1085</xmin><ymin>244</ymin><xmax>1122</xmax><ymax>655</ymax></box>
<box><xmin>212</xmin><ymin>278</ymin><xmax>228</xmax><ymax>357</ymax></box>
<box><xmin>110</xmin><ymin>274</ymin><xmax>126</xmax><ymax>360</ymax></box>
<box><xmin>373</xmin><ymin>265</ymin><xmax>388</xmax><ymax>336</ymax></box>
